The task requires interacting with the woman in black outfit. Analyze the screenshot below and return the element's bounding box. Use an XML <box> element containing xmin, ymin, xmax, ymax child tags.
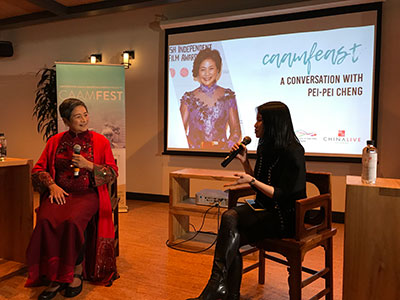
<box><xmin>187</xmin><ymin>101</ymin><xmax>306</xmax><ymax>300</ymax></box>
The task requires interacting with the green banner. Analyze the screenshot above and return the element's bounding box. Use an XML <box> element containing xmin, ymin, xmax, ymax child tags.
<box><xmin>56</xmin><ymin>63</ymin><xmax>127</xmax><ymax>211</ymax></box>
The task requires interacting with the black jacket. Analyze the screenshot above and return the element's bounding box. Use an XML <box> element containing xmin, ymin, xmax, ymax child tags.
<box><xmin>254</xmin><ymin>141</ymin><xmax>306</xmax><ymax>236</ymax></box>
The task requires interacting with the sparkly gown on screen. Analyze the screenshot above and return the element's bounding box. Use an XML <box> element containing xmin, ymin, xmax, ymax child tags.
<box><xmin>180</xmin><ymin>84</ymin><xmax>241</xmax><ymax>150</ymax></box>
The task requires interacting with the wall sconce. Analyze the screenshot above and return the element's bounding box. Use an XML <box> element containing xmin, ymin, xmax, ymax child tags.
<box><xmin>122</xmin><ymin>50</ymin><xmax>135</xmax><ymax>69</ymax></box>
<box><xmin>90</xmin><ymin>54</ymin><xmax>102</xmax><ymax>64</ymax></box>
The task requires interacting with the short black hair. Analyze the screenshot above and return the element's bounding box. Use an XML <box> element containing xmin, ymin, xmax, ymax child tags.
<box><xmin>257</xmin><ymin>101</ymin><xmax>300</xmax><ymax>150</ymax></box>
<box><xmin>192</xmin><ymin>48</ymin><xmax>222</xmax><ymax>78</ymax></box>
<box><xmin>59</xmin><ymin>98</ymin><xmax>88</xmax><ymax>121</ymax></box>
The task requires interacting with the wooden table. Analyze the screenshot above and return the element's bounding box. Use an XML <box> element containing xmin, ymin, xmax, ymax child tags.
<box><xmin>169</xmin><ymin>168</ymin><xmax>242</xmax><ymax>251</ymax></box>
<box><xmin>343</xmin><ymin>176</ymin><xmax>400</xmax><ymax>300</ymax></box>
<box><xmin>0</xmin><ymin>158</ymin><xmax>33</xmax><ymax>280</ymax></box>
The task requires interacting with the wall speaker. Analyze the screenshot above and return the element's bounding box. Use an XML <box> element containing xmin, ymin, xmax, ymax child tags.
<box><xmin>0</xmin><ymin>41</ymin><xmax>13</xmax><ymax>57</ymax></box>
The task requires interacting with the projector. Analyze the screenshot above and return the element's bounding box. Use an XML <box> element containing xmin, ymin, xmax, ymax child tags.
<box><xmin>195</xmin><ymin>189</ymin><xmax>228</xmax><ymax>208</ymax></box>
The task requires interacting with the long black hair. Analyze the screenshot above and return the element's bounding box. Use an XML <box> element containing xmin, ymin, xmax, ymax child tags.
<box><xmin>257</xmin><ymin>101</ymin><xmax>300</xmax><ymax>151</ymax></box>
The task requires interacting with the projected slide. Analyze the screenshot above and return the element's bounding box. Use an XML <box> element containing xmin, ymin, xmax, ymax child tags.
<box><xmin>167</xmin><ymin>25</ymin><xmax>375</xmax><ymax>156</ymax></box>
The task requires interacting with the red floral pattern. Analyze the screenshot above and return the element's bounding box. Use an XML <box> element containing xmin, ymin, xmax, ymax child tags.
<box><xmin>32</xmin><ymin>172</ymin><xmax>55</xmax><ymax>194</ymax></box>
<box><xmin>91</xmin><ymin>237</ymin><xmax>119</xmax><ymax>285</ymax></box>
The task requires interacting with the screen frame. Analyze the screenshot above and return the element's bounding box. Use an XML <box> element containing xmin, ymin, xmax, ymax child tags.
<box><xmin>163</xmin><ymin>2</ymin><xmax>382</xmax><ymax>163</ymax></box>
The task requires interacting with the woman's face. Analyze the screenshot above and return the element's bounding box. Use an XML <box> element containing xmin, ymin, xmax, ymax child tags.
<box><xmin>64</xmin><ymin>105</ymin><xmax>89</xmax><ymax>133</ymax></box>
<box><xmin>254</xmin><ymin>113</ymin><xmax>264</xmax><ymax>138</ymax></box>
<box><xmin>198</xmin><ymin>58</ymin><xmax>219</xmax><ymax>87</ymax></box>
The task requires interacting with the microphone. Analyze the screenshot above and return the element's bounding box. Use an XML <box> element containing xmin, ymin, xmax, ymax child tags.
<box><xmin>221</xmin><ymin>136</ymin><xmax>251</xmax><ymax>168</ymax></box>
<box><xmin>73</xmin><ymin>144</ymin><xmax>81</xmax><ymax>177</ymax></box>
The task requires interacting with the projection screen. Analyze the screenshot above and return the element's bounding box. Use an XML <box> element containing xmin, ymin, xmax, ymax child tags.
<box><xmin>164</xmin><ymin>3</ymin><xmax>382</xmax><ymax>161</ymax></box>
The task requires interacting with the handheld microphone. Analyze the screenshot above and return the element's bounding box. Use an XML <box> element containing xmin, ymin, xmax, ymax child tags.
<box><xmin>73</xmin><ymin>144</ymin><xmax>81</xmax><ymax>177</ymax></box>
<box><xmin>221</xmin><ymin>136</ymin><xmax>251</xmax><ymax>168</ymax></box>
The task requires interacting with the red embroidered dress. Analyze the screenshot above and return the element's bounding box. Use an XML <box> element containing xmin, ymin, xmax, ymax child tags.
<box><xmin>26</xmin><ymin>130</ymin><xmax>118</xmax><ymax>287</ymax></box>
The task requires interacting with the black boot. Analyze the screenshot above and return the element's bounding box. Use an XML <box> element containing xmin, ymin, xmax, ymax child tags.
<box><xmin>186</xmin><ymin>250</ymin><xmax>236</xmax><ymax>300</ymax></box>
<box><xmin>226</xmin><ymin>251</ymin><xmax>242</xmax><ymax>300</ymax></box>
<box><xmin>187</xmin><ymin>211</ymin><xmax>241</xmax><ymax>300</ymax></box>
<box><xmin>185</xmin><ymin>272</ymin><xmax>227</xmax><ymax>300</ymax></box>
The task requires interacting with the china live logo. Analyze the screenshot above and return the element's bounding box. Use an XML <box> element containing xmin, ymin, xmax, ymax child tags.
<box><xmin>322</xmin><ymin>130</ymin><xmax>361</xmax><ymax>143</ymax></box>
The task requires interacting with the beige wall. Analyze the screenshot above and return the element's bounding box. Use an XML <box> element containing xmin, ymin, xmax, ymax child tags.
<box><xmin>0</xmin><ymin>0</ymin><xmax>399</xmax><ymax>213</ymax></box>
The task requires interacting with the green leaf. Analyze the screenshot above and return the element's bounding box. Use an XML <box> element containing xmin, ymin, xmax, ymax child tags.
<box><xmin>33</xmin><ymin>66</ymin><xmax>57</xmax><ymax>141</ymax></box>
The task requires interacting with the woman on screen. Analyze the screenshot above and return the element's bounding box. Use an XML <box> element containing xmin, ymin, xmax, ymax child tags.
<box><xmin>186</xmin><ymin>101</ymin><xmax>306</xmax><ymax>300</ymax></box>
<box><xmin>26</xmin><ymin>98</ymin><xmax>118</xmax><ymax>299</ymax></box>
<box><xmin>180</xmin><ymin>48</ymin><xmax>241</xmax><ymax>150</ymax></box>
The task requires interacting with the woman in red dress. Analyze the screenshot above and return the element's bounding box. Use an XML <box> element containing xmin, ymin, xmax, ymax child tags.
<box><xmin>26</xmin><ymin>98</ymin><xmax>118</xmax><ymax>299</ymax></box>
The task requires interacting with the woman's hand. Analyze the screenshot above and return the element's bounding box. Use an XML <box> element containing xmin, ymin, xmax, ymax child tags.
<box><xmin>231</xmin><ymin>142</ymin><xmax>247</xmax><ymax>164</ymax></box>
<box><xmin>48</xmin><ymin>184</ymin><xmax>69</xmax><ymax>205</ymax></box>
<box><xmin>72</xmin><ymin>154</ymin><xmax>94</xmax><ymax>171</ymax></box>
<box><xmin>224</xmin><ymin>173</ymin><xmax>254</xmax><ymax>187</ymax></box>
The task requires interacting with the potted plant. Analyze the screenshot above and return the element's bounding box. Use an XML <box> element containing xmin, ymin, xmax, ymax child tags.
<box><xmin>33</xmin><ymin>67</ymin><xmax>58</xmax><ymax>141</ymax></box>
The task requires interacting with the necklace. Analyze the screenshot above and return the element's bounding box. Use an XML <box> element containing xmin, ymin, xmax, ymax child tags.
<box><xmin>199</xmin><ymin>83</ymin><xmax>217</xmax><ymax>98</ymax></box>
